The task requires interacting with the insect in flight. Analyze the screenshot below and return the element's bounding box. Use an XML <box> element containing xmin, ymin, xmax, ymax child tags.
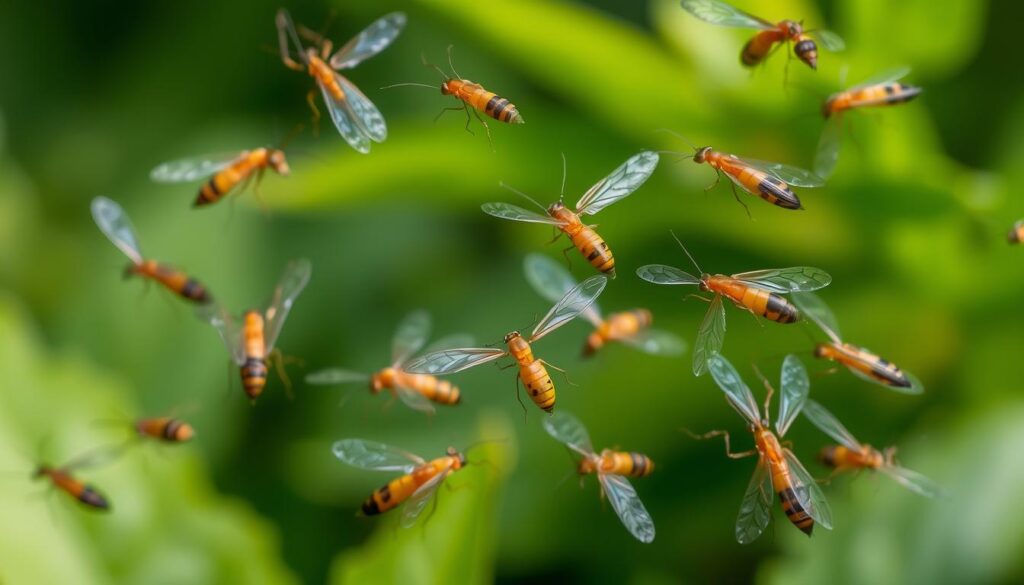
<box><xmin>134</xmin><ymin>416</ymin><xmax>195</xmax><ymax>444</ymax></box>
<box><xmin>32</xmin><ymin>447</ymin><xmax>122</xmax><ymax>512</ymax></box>
<box><xmin>697</xmin><ymin>353</ymin><xmax>832</xmax><ymax>543</ymax></box>
<box><xmin>404</xmin><ymin>275</ymin><xmax>607</xmax><ymax>413</ymax></box>
<box><xmin>637</xmin><ymin>235</ymin><xmax>831</xmax><ymax>375</ymax></box>
<box><xmin>276</xmin><ymin>9</ymin><xmax>405</xmax><ymax>153</ymax></box>
<box><xmin>523</xmin><ymin>253</ymin><xmax>685</xmax><ymax>358</ymax></box>
<box><xmin>150</xmin><ymin>144</ymin><xmax>292</xmax><ymax>208</ymax></box>
<box><xmin>679</xmin><ymin>0</ymin><xmax>844</xmax><ymax>71</ymax></box>
<box><xmin>791</xmin><ymin>291</ymin><xmax>923</xmax><ymax>394</ymax></box>
<box><xmin>305</xmin><ymin>310</ymin><xmax>472</xmax><ymax>414</ymax></box>
<box><xmin>802</xmin><ymin>399</ymin><xmax>944</xmax><ymax>498</ymax></box>
<box><xmin>332</xmin><ymin>439</ymin><xmax>467</xmax><ymax>526</ymax></box>
<box><xmin>198</xmin><ymin>259</ymin><xmax>312</xmax><ymax>401</ymax></box>
<box><xmin>91</xmin><ymin>196</ymin><xmax>211</xmax><ymax>304</ymax></box>
<box><xmin>543</xmin><ymin>412</ymin><xmax>656</xmax><ymax>543</ymax></box>
<box><xmin>482</xmin><ymin>151</ymin><xmax>660</xmax><ymax>277</ymax></box>
<box><xmin>815</xmin><ymin>67</ymin><xmax>922</xmax><ymax>179</ymax></box>
<box><xmin>1008</xmin><ymin>220</ymin><xmax>1024</xmax><ymax>244</ymax></box>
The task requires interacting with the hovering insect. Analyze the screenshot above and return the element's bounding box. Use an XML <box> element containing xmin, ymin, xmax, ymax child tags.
<box><xmin>198</xmin><ymin>259</ymin><xmax>311</xmax><ymax>401</ymax></box>
<box><xmin>32</xmin><ymin>447</ymin><xmax>121</xmax><ymax>511</ymax></box>
<box><xmin>679</xmin><ymin>0</ymin><xmax>844</xmax><ymax>71</ymax></box>
<box><xmin>482</xmin><ymin>152</ymin><xmax>659</xmax><ymax>277</ymax></box>
<box><xmin>150</xmin><ymin>146</ymin><xmax>291</xmax><ymax>208</ymax></box>
<box><xmin>543</xmin><ymin>412</ymin><xmax>655</xmax><ymax>542</ymax></box>
<box><xmin>802</xmin><ymin>399</ymin><xmax>944</xmax><ymax>498</ymax></box>
<box><xmin>332</xmin><ymin>439</ymin><xmax>467</xmax><ymax>526</ymax></box>
<box><xmin>815</xmin><ymin>67</ymin><xmax>922</xmax><ymax>179</ymax></box>
<box><xmin>305</xmin><ymin>310</ymin><xmax>472</xmax><ymax>413</ymax></box>
<box><xmin>404</xmin><ymin>276</ymin><xmax>607</xmax><ymax>413</ymax></box>
<box><xmin>637</xmin><ymin>236</ymin><xmax>831</xmax><ymax>375</ymax></box>
<box><xmin>792</xmin><ymin>292</ymin><xmax>923</xmax><ymax>394</ymax></box>
<box><xmin>698</xmin><ymin>353</ymin><xmax>831</xmax><ymax>543</ymax></box>
<box><xmin>134</xmin><ymin>417</ymin><xmax>195</xmax><ymax>443</ymax></box>
<box><xmin>524</xmin><ymin>253</ymin><xmax>685</xmax><ymax>358</ymax></box>
<box><xmin>1008</xmin><ymin>220</ymin><xmax>1024</xmax><ymax>244</ymax></box>
<box><xmin>91</xmin><ymin>196</ymin><xmax>211</xmax><ymax>304</ymax></box>
<box><xmin>276</xmin><ymin>9</ymin><xmax>405</xmax><ymax>153</ymax></box>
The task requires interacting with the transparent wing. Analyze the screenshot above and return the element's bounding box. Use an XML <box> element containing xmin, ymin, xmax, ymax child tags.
<box><xmin>879</xmin><ymin>465</ymin><xmax>946</xmax><ymax>499</ymax></box>
<box><xmin>810</xmin><ymin>29</ymin><xmax>845</xmax><ymax>52</ymax></box>
<box><xmin>730</xmin><ymin>267</ymin><xmax>832</xmax><ymax>293</ymax></box>
<box><xmin>599</xmin><ymin>473</ymin><xmax>655</xmax><ymax>543</ymax></box>
<box><xmin>636</xmin><ymin>264</ymin><xmax>700</xmax><ymax>286</ymax></box>
<box><xmin>304</xmin><ymin>368</ymin><xmax>370</xmax><ymax>386</ymax></box>
<box><xmin>91</xmin><ymin>196</ymin><xmax>143</xmax><ymax>264</ymax></box>
<box><xmin>731</xmin><ymin>156</ymin><xmax>826</xmax><ymax>188</ymax></box>
<box><xmin>791</xmin><ymin>292</ymin><xmax>841</xmax><ymax>342</ymax></box>
<box><xmin>530</xmin><ymin>275</ymin><xmax>607</xmax><ymax>342</ymax></box>
<box><xmin>419</xmin><ymin>334</ymin><xmax>476</xmax><ymax>357</ymax></box>
<box><xmin>776</xmin><ymin>354</ymin><xmax>809</xmax><ymax>437</ymax></box>
<box><xmin>331</xmin><ymin>438</ymin><xmax>422</xmax><ymax>472</ymax></box>
<box><xmin>395</xmin><ymin>385</ymin><xmax>437</xmax><ymax>415</ymax></box>
<box><xmin>400</xmin><ymin>461</ymin><xmax>452</xmax><ymax>528</ymax></box>
<box><xmin>264</xmin><ymin>259</ymin><xmax>312</xmax><ymax>351</ymax></box>
<box><xmin>403</xmin><ymin>348</ymin><xmax>507</xmax><ymax>375</ymax></box>
<box><xmin>814</xmin><ymin>117</ymin><xmax>842</xmax><ymax>180</ymax></box>
<box><xmin>149</xmin><ymin>153</ymin><xmax>238</xmax><ymax>183</ymax></box>
<box><xmin>392</xmin><ymin>310</ymin><xmax>431</xmax><ymax>366</ymax></box>
<box><xmin>620</xmin><ymin>329</ymin><xmax>688</xmax><ymax>357</ymax></box>
<box><xmin>575</xmin><ymin>151</ymin><xmax>659</xmax><ymax>216</ymax></box>
<box><xmin>849</xmin><ymin>66</ymin><xmax>912</xmax><ymax>90</ymax></box>
<box><xmin>735</xmin><ymin>459</ymin><xmax>772</xmax><ymax>544</ymax></box>
<box><xmin>523</xmin><ymin>254</ymin><xmax>601</xmax><ymax>325</ymax></box>
<box><xmin>481</xmin><ymin>202</ymin><xmax>564</xmax><ymax>226</ymax></box>
<box><xmin>542</xmin><ymin>411</ymin><xmax>594</xmax><ymax>458</ymax></box>
<box><xmin>706</xmin><ymin>352</ymin><xmax>760</xmax><ymax>424</ymax></box>
<box><xmin>330</xmin><ymin>12</ymin><xmax>407</xmax><ymax>70</ymax></box>
<box><xmin>196</xmin><ymin>303</ymin><xmax>245</xmax><ymax>365</ymax></box>
<box><xmin>784</xmin><ymin>449</ymin><xmax>833</xmax><ymax>530</ymax></box>
<box><xmin>679</xmin><ymin>0</ymin><xmax>773</xmax><ymax>30</ymax></box>
<box><xmin>335</xmin><ymin>74</ymin><xmax>387</xmax><ymax>142</ymax></box>
<box><xmin>319</xmin><ymin>79</ymin><xmax>371</xmax><ymax>154</ymax></box>
<box><xmin>801</xmin><ymin>399</ymin><xmax>862</xmax><ymax>451</ymax></box>
<box><xmin>692</xmin><ymin>296</ymin><xmax>727</xmax><ymax>377</ymax></box>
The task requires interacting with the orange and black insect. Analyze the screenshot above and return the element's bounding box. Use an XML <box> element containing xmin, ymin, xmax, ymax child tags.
<box><xmin>31</xmin><ymin>448</ymin><xmax>122</xmax><ymax>511</ymax></box>
<box><xmin>92</xmin><ymin>196</ymin><xmax>211</xmax><ymax>304</ymax></box>
<box><xmin>680</xmin><ymin>0</ymin><xmax>844</xmax><ymax>71</ymax></box>
<box><xmin>482</xmin><ymin>152</ymin><xmax>660</xmax><ymax>277</ymax></box>
<box><xmin>151</xmin><ymin>147</ymin><xmax>292</xmax><ymax>208</ymax></box>
<box><xmin>1008</xmin><ymin>220</ymin><xmax>1024</xmax><ymax>244</ymax></box>
<box><xmin>135</xmin><ymin>417</ymin><xmax>195</xmax><ymax>443</ymax></box>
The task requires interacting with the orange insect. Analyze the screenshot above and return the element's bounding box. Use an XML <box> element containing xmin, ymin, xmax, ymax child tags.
<box><xmin>92</xmin><ymin>196</ymin><xmax>211</xmax><ymax>304</ymax></box>
<box><xmin>1008</xmin><ymin>220</ymin><xmax>1024</xmax><ymax>244</ymax></box>
<box><xmin>32</xmin><ymin>448</ymin><xmax>120</xmax><ymax>512</ymax></box>
<box><xmin>135</xmin><ymin>417</ymin><xmax>195</xmax><ymax>443</ymax></box>
<box><xmin>151</xmin><ymin>146</ymin><xmax>291</xmax><ymax>208</ymax></box>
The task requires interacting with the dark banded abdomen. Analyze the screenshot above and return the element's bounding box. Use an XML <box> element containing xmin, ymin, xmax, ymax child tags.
<box><xmin>568</xmin><ymin>226</ymin><xmax>616</xmax><ymax>277</ymax></box>
<box><xmin>78</xmin><ymin>485</ymin><xmax>110</xmax><ymax>510</ymax></box>
<box><xmin>457</xmin><ymin>81</ymin><xmax>523</xmax><ymax>124</ymax></box>
<box><xmin>195</xmin><ymin>160</ymin><xmax>253</xmax><ymax>207</ymax></box>
<box><xmin>816</xmin><ymin>343</ymin><xmax>911</xmax><ymax>389</ymax></box>
<box><xmin>48</xmin><ymin>470</ymin><xmax>110</xmax><ymax>511</ymax></box>
<box><xmin>241</xmin><ymin>357</ymin><xmax>268</xmax><ymax>399</ymax></box>
<box><xmin>755</xmin><ymin>175</ymin><xmax>801</xmax><ymax>209</ymax></box>
<box><xmin>718</xmin><ymin>280</ymin><xmax>800</xmax><ymax>323</ymax></box>
<box><xmin>793</xmin><ymin>35</ymin><xmax>818</xmax><ymax>69</ymax></box>
<box><xmin>777</xmin><ymin>482</ymin><xmax>814</xmax><ymax>535</ymax></box>
<box><xmin>362</xmin><ymin>474</ymin><xmax>417</xmax><ymax>516</ymax></box>
<box><xmin>138</xmin><ymin>262</ymin><xmax>210</xmax><ymax>303</ymax></box>
<box><xmin>480</xmin><ymin>93</ymin><xmax>523</xmax><ymax>124</ymax></box>
<box><xmin>819</xmin><ymin>445</ymin><xmax>842</xmax><ymax>468</ymax></box>
<box><xmin>520</xmin><ymin>360</ymin><xmax>555</xmax><ymax>412</ymax></box>
<box><xmin>600</xmin><ymin>451</ymin><xmax>654</xmax><ymax>478</ymax></box>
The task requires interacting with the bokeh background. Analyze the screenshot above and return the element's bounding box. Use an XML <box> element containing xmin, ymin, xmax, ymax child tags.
<box><xmin>1</xmin><ymin>0</ymin><xmax>1022</xmax><ymax>583</ymax></box>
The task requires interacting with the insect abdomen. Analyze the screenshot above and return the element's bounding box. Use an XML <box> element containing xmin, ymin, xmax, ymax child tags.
<box><xmin>145</xmin><ymin>262</ymin><xmax>210</xmax><ymax>303</ymax></box>
<box><xmin>569</xmin><ymin>226</ymin><xmax>616</xmax><ymax>277</ymax></box>
<box><xmin>458</xmin><ymin>82</ymin><xmax>523</xmax><ymax>124</ymax></box>
<box><xmin>402</xmin><ymin>373</ymin><xmax>461</xmax><ymax>405</ymax></box>
<box><xmin>362</xmin><ymin>474</ymin><xmax>417</xmax><ymax>515</ymax></box>
<box><xmin>602</xmin><ymin>451</ymin><xmax>654</xmax><ymax>478</ymax></box>
<box><xmin>732</xmin><ymin>284</ymin><xmax>800</xmax><ymax>323</ymax></box>
<box><xmin>793</xmin><ymin>35</ymin><xmax>818</xmax><ymax>69</ymax></box>
<box><xmin>520</xmin><ymin>360</ymin><xmax>556</xmax><ymax>412</ymax></box>
<box><xmin>741</xmin><ymin>30</ymin><xmax>781</xmax><ymax>66</ymax></box>
<box><xmin>772</xmin><ymin>464</ymin><xmax>814</xmax><ymax>535</ymax></box>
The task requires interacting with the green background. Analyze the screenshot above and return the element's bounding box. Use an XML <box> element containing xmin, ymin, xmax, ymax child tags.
<box><xmin>1</xmin><ymin>0</ymin><xmax>1022</xmax><ymax>583</ymax></box>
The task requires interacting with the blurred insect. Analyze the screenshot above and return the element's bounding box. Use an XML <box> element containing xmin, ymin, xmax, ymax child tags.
<box><xmin>276</xmin><ymin>9</ymin><xmax>405</xmax><ymax>153</ymax></box>
<box><xmin>404</xmin><ymin>276</ymin><xmax>607</xmax><ymax>413</ymax></box>
<box><xmin>679</xmin><ymin>0</ymin><xmax>844</xmax><ymax>72</ymax></box>
<box><xmin>305</xmin><ymin>310</ymin><xmax>472</xmax><ymax>413</ymax></box>
<box><xmin>134</xmin><ymin>416</ymin><xmax>195</xmax><ymax>444</ymax></box>
<box><xmin>543</xmin><ymin>412</ymin><xmax>655</xmax><ymax>542</ymax></box>
<box><xmin>91</xmin><ymin>196</ymin><xmax>211</xmax><ymax>304</ymax></box>
<box><xmin>150</xmin><ymin>142</ymin><xmax>293</xmax><ymax>208</ymax></box>
<box><xmin>32</xmin><ymin>447</ymin><xmax>122</xmax><ymax>512</ymax></box>
<box><xmin>695</xmin><ymin>353</ymin><xmax>831</xmax><ymax>543</ymax></box>
<box><xmin>524</xmin><ymin>253</ymin><xmax>685</xmax><ymax>358</ymax></box>
<box><xmin>198</xmin><ymin>259</ymin><xmax>312</xmax><ymax>401</ymax></box>
<box><xmin>792</xmin><ymin>292</ymin><xmax>923</xmax><ymax>394</ymax></box>
<box><xmin>802</xmin><ymin>399</ymin><xmax>944</xmax><ymax>498</ymax></box>
<box><xmin>483</xmin><ymin>151</ymin><xmax>660</xmax><ymax>277</ymax></box>
<box><xmin>332</xmin><ymin>439</ymin><xmax>466</xmax><ymax>526</ymax></box>
<box><xmin>1008</xmin><ymin>220</ymin><xmax>1024</xmax><ymax>244</ymax></box>
<box><xmin>815</xmin><ymin>67</ymin><xmax>922</xmax><ymax>179</ymax></box>
<box><xmin>637</xmin><ymin>234</ymin><xmax>831</xmax><ymax>375</ymax></box>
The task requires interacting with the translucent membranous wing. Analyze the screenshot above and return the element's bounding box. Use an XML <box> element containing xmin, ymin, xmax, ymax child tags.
<box><xmin>330</xmin><ymin>12</ymin><xmax>407</xmax><ymax>70</ymax></box>
<box><xmin>319</xmin><ymin>78</ymin><xmax>371</xmax><ymax>154</ymax></box>
<box><xmin>636</xmin><ymin>264</ymin><xmax>700</xmax><ymax>286</ymax></box>
<box><xmin>679</xmin><ymin>0</ymin><xmax>773</xmax><ymax>30</ymax></box>
<box><xmin>523</xmin><ymin>254</ymin><xmax>601</xmax><ymax>326</ymax></box>
<box><xmin>530</xmin><ymin>275</ymin><xmax>607</xmax><ymax>341</ymax></box>
<box><xmin>394</xmin><ymin>385</ymin><xmax>436</xmax><ymax>415</ymax></box>
<box><xmin>599</xmin><ymin>473</ymin><xmax>655</xmax><ymax>543</ymax></box>
<box><xmin>331</xmin><ymin>438</ymin><xmax>421</xmax><ymax>472</ymax></box>
<box><xmin>149</xmin><ymin>154</ymin><xmax>238</xmax><ymax>183</ymax></box>
<box><xmin>783</xmin><ymin>449</ymin><xmax>833</xmax><ymax>530</ymax></box>
<box><xmin>336</xmin><ymin>74</ymin><xmax>387</xmax><ymax>142</ymax></box>
<box><xmin>776</xmin><ymin>354</ymin><xmax>809</xmax><ymax>437</ymax></box>
<box><xmin>620</xmin><ymin>329</ymin><xmax>687</xmax><ymax>357</ymax></box>
<box><xmin>403</xmin><ymin>347</ymin><xmax>507</xmax><ymax>375</ymax></box>
<box><xmin>264</xmin><ymin>259</ymin><xmax>312</xmax><ymax>351</ymax></box>
<box><xmin>542</xmin><ymin>411</ymin><xmax>594</xmax><ymax>457</ymax></box>
<box><xmin>575</xmin><ymin>151</ymin><xmax>659</xmax><ymax>216</ymax></box>
<box><xmin>91</xmin><ymin>196</ymin><xmax>143</xmax><ymax>264</ymax></box>
<box><xmin>735</xmin><ymin>460</ymin><xmax>772</xmax><ymax>544</ymax></box>
<box><xmin>879</xmin><ymin>465</ymin><xmax>946</xmax><ymax>499</ymax></box>
<box><xmin>730</xmin><ymin>267</ymin><xmax>832</xmax><ymax>294</ymax></box>
<box><xmin>814</xmin><ymin>117</ymin><xmax>842</xmax><ymax>180</ymax></box>
<box><xmin>391</xmin><ymin>310</ymin><xmax>431</xmax><ymax>366</ymax></box>
<box><xmin>849</xmin><ymin>66</ymin><xmax>912</xmax><ymax>91</ymax></box>
<box><xmin>304</xmin><ymin>368</ymin><xmax>370</xmax><ymax>386</ymax></box>
<box><xmin>481</xmin><ymin>202</ymin><xmax>564</xmax><ymax>226</ymax></box>
<box><xmin>692</xmin><ymin>296</ymin><xmax>726</xmax><ymax>377</ymax></box>
<box><xmin>196</xmin><ymin>303</ymin><xmax>245</xmax><ymax>365</ymax></box>
<box><xmin>810</xmin><ymin>29</ymin><xmax>845</xmax><ymax>51</ymax></box>
<box><xmin>732</xmin><ymin>156</ymin><xmax>826</xmax><ymax>188</ymax></box>
<box><xmin>791</xmin><ymin>292</ymin><xmax>841</xmax><ymax>342</ymax></box>
<box><xmin>801</xmin><ymin>399</ymin><xmax>862</xmax><ymax>451</ymax></box>
<box><xmin>400</xmin><ymin>460</ymin><xmax>452</xmax><ymax>528</ymax></box>
<box><xmin>706</xmin><ymin>353</ymin><xmax>760</xmax><ymax>425</ymax></box>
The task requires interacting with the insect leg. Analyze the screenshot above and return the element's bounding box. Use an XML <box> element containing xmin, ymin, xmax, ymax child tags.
<box><xmin>539</xmin><ymin>359</ymin><xmax>577</xmax><ymax>387</ymax></box>
<box><xmin>729</xmin><ymin>181</ymin><xmax>752</xmax><ymax>219</ymax></box>
<box><xmin>684</xmin><ymin>293</ymin><xmax>712</xmax><ymax>304</ymax></box>
<box><xmin>704</xmin><ymin>169</ymin><xmax>722</xmax><ymax>192</ymax></box>
<box><xmin>469</xmin><ymin>107</ymin><xmax>494</xmax><ymax>150</ymax></box>
<box><xmin>432</xmin><ymin>106</ymin><xmax>466</xmax><ymax>124</ymax></box>
<box><xmin>460</xmin><ymin>103</ymin><xmax>474</xmax><ymax>135</ymax></box>
<box><xmin>268</xmin><ymin>349</ymin><xmax>295</xmax><ymax>400</ymax></box>
<box><xmin>513</xmin><ymin>374</ymin><xmax>527</xmax><ymax>420</ymax></box>
<box><xmin>561</xmin><ymin>245</ymin><xmax>575</xmax><ymax>270</ymax></box>
<box><xmin>306</xmin><ymin>89</ymin><xmax>321</xmax><ymax>138</ymax></box>
<box><xmin>680</xmin><ymin>428</ymin><xmax>757</xmax><ymax>459</ymax></box>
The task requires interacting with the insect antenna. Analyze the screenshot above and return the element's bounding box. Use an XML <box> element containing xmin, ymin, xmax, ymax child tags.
<box><xmin>559</xmin><ymin>152</ymin><xmax>568</xmax><ymax>203</ymax></box>
<box><xmin>655</xmin><ymin>128</ymin><xmax>699</xmax><ymax>152</ymax></box>
<box><xmin>276</xmin><ymin>9</ymin><xmax>308</xmax><ymax>58</ymax></box>
<box><xmin>669</xmin><ymin>230</ymin><xmax>703</xmax><ymax>274</ymax></box>
<box><xmin>499</xmin><ymin>181</ymin><xmax>549</xmax><ymax>214</ymax></box>
<box><xmin>278</xmin><ymin>123</ymin><xmax>305</xmax><ymax>151</ymax></box>
<box><xmin>421</xmin><ymin>52</ymin><xmax>450</xmax><ymax>81</ymax></box>
<box><xmin>446</xmin><ymin>45</ymin><xmax>464</xmax><ymax>80</ymax></box>
<box><xmin>380</xmin><ymin>82</ymin><xmax>438</xmax><ymax>90</ymax></box>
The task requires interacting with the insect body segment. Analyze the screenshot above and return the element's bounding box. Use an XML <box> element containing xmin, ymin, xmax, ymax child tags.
<box><xmin>35</xmin><ymin>466</ymin><xmax>110</xmax><ymax>510</ymax></box>
<box><xmin>151</xmin><ymin>147</ymin><xmax>291</xmax><ymax>208</ymax></box>
<box><xmin>693</xmin><ymin>146</ymin><xmax>824</xmax><ymax>210</ymax></box>
<box><xmin>135</xmin><ymin>417</ymin><xmax>195</xmax><ymax>443</ymax></box>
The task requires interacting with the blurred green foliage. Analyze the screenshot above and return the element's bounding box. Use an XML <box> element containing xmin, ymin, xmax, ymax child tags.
<box><xmin>0</xmin><ymin>0</ymin><xmax>1023</xmax><ymax>583</ymax></box>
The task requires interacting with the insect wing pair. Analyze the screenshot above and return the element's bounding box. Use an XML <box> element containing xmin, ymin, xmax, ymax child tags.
<box><xmin>680</xmin><ymin>0</ymin><xmax>844</xmax><ymax>57</ymax></box>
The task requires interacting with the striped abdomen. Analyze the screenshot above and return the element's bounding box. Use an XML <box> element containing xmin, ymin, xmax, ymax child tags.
<box><xmin>819</xmin><ymin>445</ymin><xmax>883</xmax><ymax>471</ymax></box>
<box><xmin>507</xmin><ymin>335</ymin><xmax>555</xmax><ymax>412</ymax></box>
<box><xmin>596</xmin><ymin>450</ymin><xmax>654</xmax><ymax>478</ymax></box>
<box><xmin>815</xmin><ymin>342</ymin><xmax>911</xmax><ymax>389</ymax></box>
<box><xmin>584</xmin><ymin>309</ymin><xmax>652</xmax><ymax>356</ymax></box>
<box><xmin>824</xmin><ymin>83</ymin><xmax>922</xmax><ymax>117</ymax></box>
<box><xmin>1010</xmin><ymin>221</ymin><xmax>1024</xmax><ymax>244</ymax></box>
<box><xmin>707</xmin><ymin>276</ymin><xmax>799</xmax><ymax>323</ymax></box>
<box><xmin>135</xmin><ymin>417</ymin><xmax>195</xmax><ymax>442</ymax></box>
<box><xmin>447</xmin><ymin>79</ymin><xmax>523</xmax><ymax>124</ymax></box>
<box><xmin>793</xmin><ymin>34</ymin><xmax>818</xmax><ymax>69</ymax></box>
<box><xmin>770</xmin><ymin>460</ymin><xmax>815</xmax><ymax>535</ymax></box>
<box><xmin>361</xmin><ymin>455</ymin><xmax>459</xmax><ymax>516</ymax></box>
<box><xmin>393</xmin><ymin>371</ymin><xmax>461</xmax><ymax>405</ymax></box>
<box><xmin>196</xmin><ymin>150</ymin><xmax>267</xmax><ymax>207</ymax></box>
<box><xmin>133</xmin><ymin>260</ymin><xmax>210</xmax><ymax>303</ymax></box>
<box><xmin>711</xmin><ymin>153</ymin><xmax>802</xmax><ymax>209</ymax></box>
<box><xmin>741</xmin><ymin>29</ymin><xmax>786</xmax><ymax>66</ymax></box>
<box><xmin>41</xmin><ymin>468</ymin><xmax>109</xmax><ymax>510</ymax></box>
<box><xmin>241</xmin><ymin>310</ymin><xmax>268</xmax><ymax>399</ymax></box>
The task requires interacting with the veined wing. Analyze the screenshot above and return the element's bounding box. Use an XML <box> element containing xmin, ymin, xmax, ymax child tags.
<box><xmin>879</xmin><ymin>465</ymin><xmax>946</xmax><ymax>499</ymax></box>
<box><xmin>395</xmin><ymin>385</ymin><xmax>437</xmax><ymax>415</ymax></box>
<box><xmin>335</xmin><ymin>74</ymin><xmax>387</xmax><ymax>143</ymax></box>
<box><xmin>809</xmin><ymin>29</ymin><xmax>845</xmax><ymax>52</ymax></box>
<box><xmin>403</xmin><ymin>347</ymin><xmax>507</xmax><ymax>375</ymax></box>
<box><xmin>730</xmin><ymin>267</ymin><xmax>832</xmax><ymax>294</ymax></box>
<box><xmin>776</xmin><ymin>354</ymin><xmax>809</xmax><ymax>437</ymax></box>
<box><xmin>791</xmin><ymin>292</ymin><xmax>841</xmax><ymax>342</ymax></box>
<box><xmin>707</xmin><ymin>353</ymin><xmax>760</xmax><ymax>424</ymax></box>
<box><xmin>150</xmin><ymin>153</ymin><xmax>239</xmax><ymax>183</ymax></box>
<box><xmin>330</xmin><ymin>12</ymin><xmax>407</xmax><ymax>70</ymax></box>
<box><xmin>524</xmin><ymin>254</ymin><xmax>601</xmax><ymax>326</ymax></box>
<box><xmin>801</xmin><ymin>399</ymin><xmax>862</xmax><ymax>451</ymax></box>
<box><xmin>814</xmin><ymin>117</ymin><xmax>842</xmax><ymax>180</ymax></box>
<box><xmin>196</xmin><ymin>303</ymin><xmax>245</xmax><ymax>365</ymax></box>
<box><xmin>735</xmin><ymin>459</ymin><xmax>772</xmax><ymax>544</ymax></box>
<box><xmin>542</xmin><ymin>411</ymin><xmax>595</xmax><ymax>458</ymax></box>
<box><xmin>400</xmin><ymin>460</ymin><xmax>453</xmax><ymax>528</ymax></box>
<box><xmin>575</xmin><ymin>151</ymin><xmax>659</xmax><ymax>216</ymax></box>
<box><xmin>319</xmin><ymin>78</ymin><xmax>371</xmax><ymax>153</ymax></box>
<box><xmin>264</xmin><ymin>259</ymin><xmax>312</xmax><ymax>351</ymax></box>
<box><xmin>680</xmin><ymin>0</ymin><xmax>773</xmax><ymax>30</ymax></box>
<box><xmin>731</xmin><ymin>155</ymin><xmax>826</xmax><ymax>188</ymax></box>
<box><xmin>600</xmin><ymin>473</ymin><xmax>655</xmax><ymax>543</ymax></box>
<box><xmin>783</xmin><ymin>449</ymin><xmax>833</xmax><ymax>530</ymax></box>
<box><xmin>848</xmin><ymin>66</ymin><xmax>912</xmax><ymax>91</ymax></box>
<box><xmin>332</xmin><ymin>438</ymin><xmax>422</xmax><ymax>472</ymax></box>
<box><xmin>620</xmin><ymin>329</ymin><xmax>687</xmax><ymax>357</ymax></box>
<box><xmin>530</xmin><ymin>275</ymin><xmax>607</xmax><ymax>342</ymax></box>
<box><xmin>481</xmin><ymin>202</ymin><xmax>564</xmax><ymax>226</ymax></box>
<box><xmin>305</xmin><ymin>368</ymin><xmax>370</xmax><ymax>386</ymax></box>
<box><xmin>392</xmin><ymin>310</ymin><xmax>431</xmax><ymax>366</ymax></box>
<box><xmin>418</xmin><ymin>334</ymin><xmax>475</xmax><ymax>357</ymax></box>
<box><xmin>91</xmin><ymin>196</ymin><xmax>143</xmax><ymax>264</ymax></box>
<box><xmin>636</xmin><ymin>264</ymin><xmax>700</xmax><ymax>286</ymax></box>
<box><xmin>692</xmin><ymin>296</ymin><xmax>726</xmax><ymax>377</ymax></box>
